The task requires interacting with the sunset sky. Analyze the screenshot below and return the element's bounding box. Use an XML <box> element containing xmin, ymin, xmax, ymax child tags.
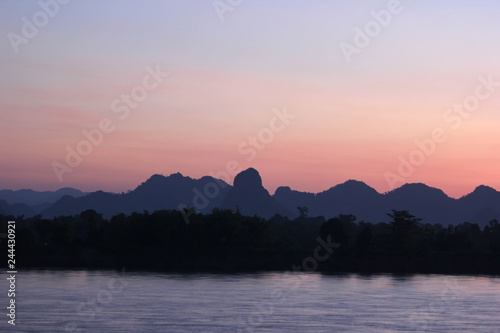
<box><xmin>1</xmin><ymin>0</ymin><xmax>499</xmax><ymax>198</ymax></box>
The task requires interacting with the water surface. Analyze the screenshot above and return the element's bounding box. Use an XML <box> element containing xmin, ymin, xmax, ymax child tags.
<box><xmin>9</xmin><ymin>270</ymin><xmax>500</xmax><ymax>332</ymax></box>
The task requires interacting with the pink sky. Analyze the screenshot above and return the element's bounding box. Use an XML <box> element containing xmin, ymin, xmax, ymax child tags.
<box><xmin>1</xmin><ymin>1</ymin><xmax>500</xmax><ymax>198</ymax></box>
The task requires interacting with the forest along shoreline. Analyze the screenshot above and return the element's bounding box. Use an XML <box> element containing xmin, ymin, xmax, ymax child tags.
<box><xmin>2</xmin><ymin>209</ymin><xmax>500</xmax><ymax>275</ymax></box>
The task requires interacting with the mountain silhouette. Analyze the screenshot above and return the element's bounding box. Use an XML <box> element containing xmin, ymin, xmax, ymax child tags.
<box><xmin>0</xmin><ymin>199</ymin><xmax>37</xmax><ymax>217</ymax></box>
<box><xmin>1</xmin><ymin>168</ymin><xmax>499</xmax><ymax>227</ymax></box>
<box><xmin>383</xmin><ymin>183</ymin><xmax>455</xmax><ymax>224</ymax></box>
<box><xmin>0</xmin><ymin>187</ymin><xmax>88</xmax><ymax>216</ymax></box>
<box><xmin>274</xmin><ymin>186</ymin><xmax>315</xmax><ymax>213</ymax></box>
<box><xmin>42</xmin><ymin>173</ymin><xmax>231</xmax><ymax>218</ymax></box>
<box><xmin>221</xmin><ymin>168</ymin><xmax>292</xmax><ymax>218</ymax></box>
<box><xmin>0</xmin><ymin>199</ymin><xmax>10</xmax><ymax>215</ymax></box>
<box><xmin>456</xmin><ymin>185</ymin><xmax>500</xmax><ymax>226</ymax></box>
<box><xmin>313</xmin><ymin>180</ymin><xmax>385</xmax><ymax>221</ymax></box>
<box><xmin>0</xmin><ymin>187</ymin><xmax>87</xmax><ymax>206</ymax></box>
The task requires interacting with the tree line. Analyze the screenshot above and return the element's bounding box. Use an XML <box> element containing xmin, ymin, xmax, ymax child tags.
<box><xmin>1</xmin><ymin>209</ymin><xmax>499</xmax><ymax>274</ymax></box>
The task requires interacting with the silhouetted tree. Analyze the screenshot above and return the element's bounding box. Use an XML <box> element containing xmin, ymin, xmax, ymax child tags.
<box><xmin>297</xmin><ymin>206</ymin><xmax>309</xmax><ymax>219</ymax></box>
<box><xmin>356</xmin><ymin>224</ymin><xmax>374</xmax><ymax>256</ymax></box>
<box><xmin>320</xmin><ymin>214</ymin><xmax>356</xmax><ymax>251</ymax></box>
<box><xmin>3</xmin><ymin>207</ymin><xmax>500</xmax><ymax>274</ymax></box>
<box><xmin>387</xmin><ymin>210</ymin><xmax>422</xmax><ymax>255</ymax></box>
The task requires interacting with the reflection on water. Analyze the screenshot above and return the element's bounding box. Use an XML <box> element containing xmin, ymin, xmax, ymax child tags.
<box><xmin>9</xmin><ymin>270</ymin><xmax>500</xmax><ymax>332</ymax></box>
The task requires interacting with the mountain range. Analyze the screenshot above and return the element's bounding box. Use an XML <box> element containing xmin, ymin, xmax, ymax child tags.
<box><xmin>1</xmin><ymin>168</ymin><xmax>499</xmax><ymax>227</ymax></box>
<box><xmin>0</xmin><ymin>187</ymin><xmax>88</xmax><ymax>217</ymax></box>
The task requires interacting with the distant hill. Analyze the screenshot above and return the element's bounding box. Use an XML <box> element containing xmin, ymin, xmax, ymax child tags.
<box><xmin>42</xmin><ymin>173</ymin><xmax>231</xmax><ymax>219</ymax></box>
<box><xmin>0</xmin><ymin>187</ymin><xmax>87</xmax><ymax>206</ymax></box>
<box><xmin>2</xmin><ymin>169</ymin><xmax>500</xmax><ymax>227</ymax></box>
<box><xmin>276</xmin><ymin>181</ymin><xmax>500</xmax><ymax>227</ymax></box>
<box><xmin>383</xmin><ymin>183</ymin><xmax>456</xmax><ymax>224</ymax></box>
<box><xmin>0</xmin><ymin>188</ymin><xmax>88</xmax><ymax>217</ymax></box>
<box><xmin>456</xmin><ymin>185</ymin><xmax>500</xmax><ymax>227</ymax></box>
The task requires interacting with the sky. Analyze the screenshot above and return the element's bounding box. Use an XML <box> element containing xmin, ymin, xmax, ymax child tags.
<box><xmin>1</xmin><ymin>0</ymin><xmax>499</xmax><ymax>198</ymax></box>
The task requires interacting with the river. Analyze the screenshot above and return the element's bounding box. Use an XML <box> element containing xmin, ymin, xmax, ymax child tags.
<box><xmin>6</xmin><ymin>270</ymin><xmax>500</xmax><ymax>332</ymax></box>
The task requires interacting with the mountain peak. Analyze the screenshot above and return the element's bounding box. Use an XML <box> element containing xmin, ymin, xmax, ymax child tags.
<box><xmin>324</xmin><ymin>179</ymin><xmax>377</xmax><ymax>196</ymax></box>
<box><xmin>222</xmin><ymin>168</ymin><xmax>291</xmax><ymax>218</ymax></box>
<box><xmin>148</xmin><ymin>174</ymin><xmax>166</xmax><ymax>181</ymax></box>
<box><xmin>387</xmin><ymin>183</ymin><xmax>450</xmax><ymax>200</ymax></box>
<box><xmin>143</xmin><ymin>172</ymin><xmax>190</xmax><ymax>184</ymax></box>
<box><xmin>274</xmin><ymin>186</ymin><xmax>292</xmax><ymax>195</ymax></box>
<box><xmin>459</xmin><ymin>185</ymin><xmax>500</xmax><ymax>201</ymax></box>
<box><xmin>233</xmin><ymin>168</ymin><xmax>263</xmax><ymax>189</ymax></box>
<box><xmin>340</xmin><ymin>179</ymin><xmax>372</xmax><ymax>188</ymax></box>
<box><xmin>169</xmin><ymin>172</ymin><xmax>185</xmax><ymax>179</ymax></box>
<box><xmin>473</xmin><ymin>185</ymin><xmax>497</xmax><ymax>194</ymax></box>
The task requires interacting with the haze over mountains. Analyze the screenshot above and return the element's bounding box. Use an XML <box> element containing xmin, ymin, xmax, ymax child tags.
<box><xmin>0</xmin><ymin>187</ymin><xmax>87</xmax><ymax>217</ymax></box>
<box><xmin>1</xmin><ymin>168</ymin><xmax>499</xmax><ymax>227</ymax></box>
